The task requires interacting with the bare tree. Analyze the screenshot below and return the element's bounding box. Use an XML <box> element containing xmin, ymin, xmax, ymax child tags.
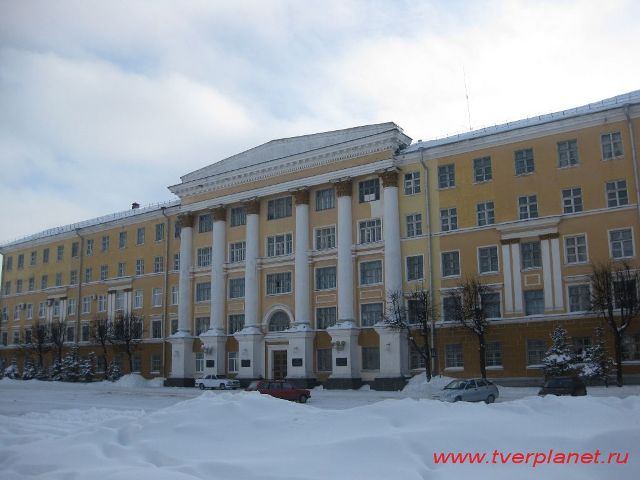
<box><xmin>49</xmin><ymin>319</ymin><xmax>67</xmax><ymax>363</ymax></box>
<box><xmin>91</xmin><ymin>317</ymin><xmax>112</xmax><ymax>371</ymax></box>
<box><xmin>448</xmin><ymin>276</ymin><xmax>490</xmax><ymax>380</ymax></box>
<box><xmin>110</xmin><ymin>314</ymin><xmax>144</xmax><ymax>373</ymax></box>
<box><xmin>384</xmin><ymin>288</ymin><xmax>435</xmax><ymax>381</ymax></box>
<box><xmin>590</xmin><ymin>262</ymin><xmax>640</xmax><ymax>387</ymax></box>
<box><xmin>21</xmin><ymin>320</ymin><xmax>51</xmax><ymax>369</ymax></box>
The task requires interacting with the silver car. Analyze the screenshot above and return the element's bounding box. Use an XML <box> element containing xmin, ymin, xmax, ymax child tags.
<box><xmin>432</xmin><ymin>378</ymin><xmax>499</xmax><ymax>403</ymax></box>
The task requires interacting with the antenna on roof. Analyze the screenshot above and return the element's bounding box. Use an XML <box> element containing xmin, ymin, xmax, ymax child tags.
<box><xmin>463</xmin><ymin>65</ymin><xmax>472</xmax><ymax>131</ymax></box>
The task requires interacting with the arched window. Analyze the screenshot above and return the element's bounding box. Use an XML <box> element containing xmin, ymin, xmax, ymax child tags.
<box><xmin>269</xmin><ymin>311</ymin><xmax>290</xmax><ymax>332</ymax></box>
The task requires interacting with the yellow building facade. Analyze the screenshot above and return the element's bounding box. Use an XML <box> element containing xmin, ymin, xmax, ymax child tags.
<box><xmin>1</xmin><ymin>92</ymin><xmax>640</xmax><ymax>388</ymax></box>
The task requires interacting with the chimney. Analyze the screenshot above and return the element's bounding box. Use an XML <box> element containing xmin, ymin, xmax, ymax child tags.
<box><xmin>131</xmin><ymin>202</ymin><xmax>140</xmax><ymax>210</ymax></box>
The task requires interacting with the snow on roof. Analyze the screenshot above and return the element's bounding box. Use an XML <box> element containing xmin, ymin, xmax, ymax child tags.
<box><xmin>0</xmin><ymin>200</ymin><xmax>180</xmax><ymax>250</ymax></box>
<box><xmin>403</xmin><ymin>90</ymin><xmax>640</xmax><ymax>153</ymax></box>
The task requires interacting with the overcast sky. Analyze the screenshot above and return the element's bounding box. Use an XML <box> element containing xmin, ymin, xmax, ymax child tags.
<box><xmin>1</xmin><ymin>0</ymin><xmax>639</xmax><ymax>245</ymax></box>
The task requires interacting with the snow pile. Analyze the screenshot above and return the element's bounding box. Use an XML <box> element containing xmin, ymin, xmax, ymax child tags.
<box><xmin>3</xmin><ymin>391</ymin><xmax>638</xmax><ymax>479</ymax></box>
<box><xmin>402</xmin><ymin>373</ymin><xmax>454</xmax><ymax>397</ymax></box>
<box><xmin>108</xmin><ymin>373</ymin><xmax>164</xmax><ymax>389</ymax></box>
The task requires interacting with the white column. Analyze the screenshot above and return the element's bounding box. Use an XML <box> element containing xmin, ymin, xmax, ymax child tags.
<box><xmin>510</xmin><ymin>243</ymin><xmax>523</xmax><ymax>313</ymax></box>
<box><xmin>381</xmin><ymin>171</ymin><xmax>402</xmax><ymax>296</ymax></box>
<box><xmin>209</xmin><ymin>207</ymin><xmax>226</xmax><ymax>334</ymax></box>
<box><xmin>60</xmin><ymin>298</ymin><xmax>67</xmax><ymax>322</ymax></box>
<box><xmin>107</xmin><ymin>292</ymin><xmax>115</xmax><ymax>321</ymax></box>
<box><xmin>124</xmin><ymin>289</ymin><xmax>132</xmax><ymax>316</ymax></box>
<box><xmin>177</xmin><ymin>214</ymin><xmax>194</xmax><ymax>334</ymax></box>
<box><xmin>541</xmin><ymin>238</ymin><xmax>553</xmax><ymax>311</ymax></box>
<box><xmin>243</xmin><ymin>200</ymin><xmax>260</xmax><ymax>331</ymax></box>
<box><xmin>501</xmin><ymin>243</ymin><xmax>514</xmax><ymax>313</ymax></box>
<box><xmin>551</xmin><ymin>236</ymin><xmax>564</xmax><ymax>310</ymax></box>
<box><xmin>294</xmin><ymin>190</ymin><xmax>311</xmax><ymax>326</ymax></box>
<box><xmin>336</xmin><ymin>180</ymin><xmax>355</xmax><ymax>323</ymax></box>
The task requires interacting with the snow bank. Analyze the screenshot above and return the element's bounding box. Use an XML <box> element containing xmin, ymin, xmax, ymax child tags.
<box><xmin>402</xmin><ymin>373</ymin><xmax>454</xmax><ymax>397</ymax></box>
<box><xmin>2</xmin><ymin>391</ymin><xmax>638</xmax><ymax>479</ymax></box>
<box><xmin>107</xmin><ymin>373</ymin><xmax>164</xmax><ymax>389</ymax></box>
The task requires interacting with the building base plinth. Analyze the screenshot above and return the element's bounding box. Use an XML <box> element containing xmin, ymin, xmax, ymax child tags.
<box><xmin>371</xmin><ymin>377</ymin><xmax>408</xmax><ymax>391</ymax></box>
<box><xmin>323</xmin><ymin>378</ymin><xmax>363</xmax><ymax>390</ymax></box>
<box><xmin>287</xmin><ymin>377</ymin><xmax>318</xmax><ymax>389</ymax></box>
<box><xmin>163</xmin><ymin>377</ymin><xmax>195</xmax><ymax>388</ymax></box>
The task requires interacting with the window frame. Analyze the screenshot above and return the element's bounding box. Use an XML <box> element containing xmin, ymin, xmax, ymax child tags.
<box><xmin>358</xmin><ymin>178</ymin><xmax>380</xmax><ymax>203</ymax></box>
<box><xmin>608</xmin><ymin>227</ymin><xmax>635</xmax><ymax>259</ymax></box>
<box><xmin>359</xmin><ymin>260</ymin><xmax>383</xmax><ymax>286</ymax></box>
<box><xmin>564</xmin><ymin>234</ymin><xmax>588</xmax><ymax>265</ymax></box>
<box><xmin>601</xmin><ymin>131</ymin><xmax>624</xmax><ymax>160</ymax></box>
<box><xmin>267</xmin><ymin>196</ymin><xmax>293</xmax><ymax>220</ymax></box>
<box><xmin>405</xmin><ymin>255</ymin><xmax>424</xmax><ymax>282</ymax></box>
<box><xmin>441</xmin><ymin>250</ymin><xmax>461</xmax><ymax>278</ymax></box>
<box><xmin>477</xmin><ymin>245</ymin><xmax>500</xmax><ymax>274</ymax></box>
<box><xmin>473</xmin><ymin>156</ymin><xmax>492</xmax><ymax>183</ymax></box>
<box><xmin>561</xmin><ymin>187</ymin><xmax>583</xmax><ymax>214</ymax></box>
<box><xmin>403</xmin><ymin>171</ymin><xmax>421</xmax><ymax>195</ymax></box>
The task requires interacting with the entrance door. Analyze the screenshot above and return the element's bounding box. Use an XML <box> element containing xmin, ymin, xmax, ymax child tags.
<box><xmin>272</xmin><ymin>350</ymin><xmax>287</xmax><ymax>379</ymax></box>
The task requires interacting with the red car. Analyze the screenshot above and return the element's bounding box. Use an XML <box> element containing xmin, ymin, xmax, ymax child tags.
<box><xmin>246</xmin><ymin>380</ymin><xmax>311</xmax><ymax>403</ymax></box>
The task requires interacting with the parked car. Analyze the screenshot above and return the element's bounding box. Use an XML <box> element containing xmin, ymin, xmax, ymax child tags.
<box><xmin>538</xmin><ymin>377</ymin><xmax>587</xmax><ymax>397</ymax></box>
<box><xmin>246</xmin><ymin>380</ymin><xmax>311</xmax><ymax>403</ymax></box>
<box><xmin>195</xmin><ymin>374</ymin><xmax>241</xmax><ymax>390</ymax></box>
<box><xmin>432</xmin><ymin>378</ymin><xmax>499</xmax><ymax>403</ymax></box>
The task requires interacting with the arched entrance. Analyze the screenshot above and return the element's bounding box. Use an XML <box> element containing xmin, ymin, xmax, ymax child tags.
<box><xmin>268</xmin><ymin>311</ymin><xmax>290</xmax><ymax>332</ymax></box>
<box><xmin>267</xmin><ymin>310</ymin><xmax>291</xmax><ymax>379</ymax></box>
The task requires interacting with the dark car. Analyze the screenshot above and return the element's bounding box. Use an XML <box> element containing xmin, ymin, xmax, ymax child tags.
<box><xmin>538</xmin><ymin>376</ymin><xmax>587</xmax><ymax>396</ymax></box>
<box><xmin>246</xmin><ymin>380</ymin><xmax>311</xmax><ymax>403</ymax></box>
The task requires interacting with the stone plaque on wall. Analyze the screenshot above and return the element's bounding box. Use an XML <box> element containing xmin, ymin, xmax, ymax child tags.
<box><xmin>206</xmin><ymin>360</ymin><xmax>215</xmax><ymax>368</ymax></box>
<box><xmin>335</xmin><ymin>357</ymin><xmax>348</xmax><ymax>367</ymax></box>
<box><xmin>291</xmin><ymin>358</ymin><xmax>303</xmax><ymax>367</ymax></box>
<box><xmin>241</xmin><ymin>359</ymin><xmax>251</xmax><ymax>368</ymax></box>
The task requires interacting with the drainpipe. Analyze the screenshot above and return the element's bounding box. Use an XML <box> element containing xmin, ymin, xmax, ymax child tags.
<box><xmin>161</xmin><ymin>207</ymin><xmax>170</xmax><ymax>379</ymax></box>
<box><xmin>419</xmin><ymin>150</ymin><xmax>438</xmax><ymax>377</ymax></box>
<box><xmin>624</xmin><ymin>105</ymin><xmax>640</xmax><ymax>217</ymax></box>
<box><xmin>75</xmin><ymin>229</ymin><xmax>84</xmax><ymax>350</ymax></box>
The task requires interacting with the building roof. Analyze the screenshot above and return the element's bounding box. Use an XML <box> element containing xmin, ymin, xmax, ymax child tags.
<box><xmin>403</xmin><ymin>89</ymin><xmax>640</xmax><ymax>153</ymax></box>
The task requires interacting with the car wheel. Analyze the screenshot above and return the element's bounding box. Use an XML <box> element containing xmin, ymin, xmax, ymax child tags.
<box><xmin>454</xmin><ymin>396</ymin><xmax>461</xmax><ymax>403</ymax></box>
<box><xmin>485</xmin><ymin>394</ymin><xmax>495</xmax><ymax>404</ymax></box>
<box><xmin>198</xmin><ymin>384</ymin><xmax>205</xmax><ymax>390</ymax></box>
<box><xmin>219</xmin><ymin>383</ymin><xmax>226</xmax><ymax>390</ymax></box>
<box><xmin>298</xmin><ymin>395</ymin><xmax>308</xmax><ymax>404</ymax></box>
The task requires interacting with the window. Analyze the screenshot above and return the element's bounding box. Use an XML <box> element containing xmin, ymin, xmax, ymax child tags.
<box><xmin>171</xmin><ymin>319</ymin><xmax>178</xmax><ymax>335</ymax></box>
<box><xmin>38</xmin><ymin>302</ymin><xmax>46</xmax><ymax>318</ymax></box>
<box><xmin>485</xmin><ymin>342</ymin><xmax>502</xmax><ymax>367</ymax></box>
<box><xmin>30</xmin><ymin>251</ymin><xmax>37</xmax><ymax>266</ymax></box>
<box><xmin>151</xmin><ymin>354</ymin><xmax>162</xmax><ymax>372</ymax></box>
<box><xmin>315</xmin><ymin>226</ymin><xmax>336</xmax><ymax>250</ymax></box>
<box><xmin>524</xmin><ymin>290</ymin><xmax>544</xmax><ymax>315</ymax></box>
<box><xmin>117</xmin><ymin>262</ymin><xmax>126</xmax><ymax>278</ymax></box>
<box><xmin>267</xmin><ymin>196</ymin><xmax>292</xmax><ymax>220</ymax></box>
<box><xmin>16</xmin><ymin>279</ymin><xmax>23</xmax><ymax>293</ymax></box>
<box><xmin>28</xmin><ymin>277</ymin><xmax>34</xmax><ymax>291</ymax></box>
<box><xmin>41</xmin><ymin>274</ymin><xmax>49</xmax><ymax>289</ymax></box>
<box><xmin>438</xmin><ymin>164</ymin><xmax>455</xmax><ymax>189</ymax></box>
<box><xmin>133</xmin><ymin>289</ymin><xmax>143</xmax><ymax>309</ymax></box>
<box><xmin>317</xmin><ymin>349</ymin><xmax>332</xmax><ymax>372</ymax></box>
<box><xmin>171</xmin><ymin>285</ymin><xmax>178</xmax><ymax>305</ymax></box>
<box><xmin>268</xmin><ymin>311</ymin><xmax>290</xmax><ymax>332</ymax></box>
<box><xmin>315</xmin><ymin>188</ymin><xmax>336</xmax><ymax>210</ymax></box>
<box><xmin>228</xmin><ymin>314</ymin><xmax>244</xmax><ymax>334</ymax></box>
<box><xmin>521</xmin><ymin>241</ymin><xmax>542</xmax><ymax>269</ymax></box>
<box><xmin>557</xmin><ymin>139</ymin><xmax>579</xmax><ymax>167</ymax></box>
<box><xmin>228</xmin><ymin>278</ymin><xmax>245</xmax><ymax>299</ymax></box>
<box><xmin>361</xmin><ymin>303</ymin><xmax>383</xmax><ymax>327</ymax></box>
<box><xmin>404</xmin><ymin>172</ymin><xmax>421</xmax><ymax>195</ymax></box>
<box><xmin>267</xmin><ymin>233</ymin><xmax>293</xmax><ymax>257</ymax></box>
<box><xmin>17</xmin><ymin>254</ymin><xmax>24</xmax><ymax>269</ymax></box>
<box><xmin>441</xmin><ymin>251</ymin><xmax>460</xmax><ymax>277</ymax></box>
<box><xmin>406</xmin><ymin>213</ymin><xmax>422</xmax><ymax>237</ymax></box>
<box><xmin>115</xmin><ymin>292</ymin><xmax>124</xmax><ymax>311</ymax></box>
<box><xmin>136</xmin><ymin>227</ymin><xmax>145</xmax><ymax>245</ymax></box>
<box><xmin>228</xmin><ymin>351</ymin><xmax>239</xmax><ymax>372</ymax></box>
<box><xmin>43</xmin><ymin>249</ymin><xmax>49</xmax><ymax>264</ymax></box>
<box><xmin>119</xmin><ymin>231</ymin><xmax>127</xmax><ymax>248</ymax></box>
<box><xmin>316</xmin><ymin>307</ymin><xmax>337</xmax><ymax>329</ymax></box>
<box><xmin>86</xmin><ymin>239</ymin><xmax>94</xmax><ymax>256</ymax></box>
<box><xmin>562</xmin><ymin>187</ymin><xmax>583</xmax><ymax>214</ymax></box>
<box><xmin>97</xmin><ymin>265</ymin><xmax>107</xmax><ymax>281</ymax></box>
<box><xmin>407</xmin><ymin>299</ymin><xmax>424</xmax><ymax>324</ymax></box>
<box><xmin>55</xmin><ymin>273</ymin><xmax>63</xmax><ymax>287</ymax></box>
<box><xmin>5</xmin><ymin>256</ymin><xmax>12</xmax><ymax>271</ymax></box>
<box><xmin>152</xmin><ymin>288</ymin><xmax>163</xmax><ymax>307</ymax></box>
<box><xmin>359</xmin><ymin>219</ymin><xmax>382</xmax><ymax>244</ymax></box>
<box><xmin>358</xmin><ymin>179</ymin><xmax>380</xmax><ymax>202</ymax></box>
<box><xmin>82</xmin><ymin>296</ymin><xmax>92</xmax><ymax>315</ymax></box>
<box><xmin>81</xmin><ymin>324</ymin><xmax>90</xmax><ymax>342</ymax></box>
<box><xmin>155</xmin><ymin>223</ymin><xmax>165</xmax><ymax>242</ymax></box>
<box><xmin>66</xmin><ymin>326</ymin><xmax>75</xmax><ymax>343</ymax></box>
<box><xmin>614</xmin><ymin>280</ymin><xmax>637</xmax><ymax>309</ymax></box>
<box><xmin>154</xmin><ymin>256</ymin><xmax>165</xmax><ymax>273</ymax></box>
<box><xmin>445</xmin><ymin>344</ymin><xmax>463</xmax><ymax>368</ymax></box>
<box><xmin>57</xmin><ymin>245</ymin><xmax>64</xmax><ymax>262</ymax></box>
<box><xmin>610</xmin><ymin>228</ymin><xmax>634</xmax><ymax>259</ymax></box>
<box><xmin>622</xmin><ymin>334</ymin><xmax>640</xmax><ymax>361</ymax></box>
<box><xmin>481</xmin><ymin>292</ymin><xmax>501</xmax><ymax>318</ymax></box>
<box><xmin>440</xmin><ymin>208</ymin><xmax>457</xmax><ymax>232</ymax></box>
<box><xmin>14</xmin><ymin>305</ymin><xmax>20</xmax><ymax>321</ymax></box>
<box><xmin>229</xmin><ymin>241</ymin><xmax>246</xmax><ymax>263</ymax></box>
<box><xmin>173</xmin><ymin>253</ymin><xmax>180</xmax><ymax>271</ymax></box>
<box><xmin>362</xmin><ymin>347</ymin><xmax>380</xmax><ymax>370</ymax></box>
<box><xmin>315</xmin><ymin>266</ymin><xmax>337</xmax><ymax>290</ymax></box>
<box><xmin>3</xmin><ymin>281</ymin><xmax>10</xmax><ymax>295</ymax></box>
<box><xmin>195</xmin><ymin>317</ymin><xmax>209</xmax><ymax>336</ymax></box>
<box><xmin>195</xmin><ymin>353</ymin><xmax>204</xmax><ymax>373</ymax></box>
<box><xmin>266</xmin><ymin>272</ymin><xmax>292</xmax><ymax>295</ymax></box>
<box><xmin>97</xmin><ymin>295</ymin><xmax>107</xmax><ymax>313</ymax></box>
<box><xmin>518</xmin><ymin>195</ymin><xmax>538</xmax><ymax>220</ymax></box>
<box><xmin>360</xmin><ymin>260</ymin><xmax>382</xmax><ymax>285</ymax></box>
<box><xmin>406</xmin><ymin>255</ymin><xmax>424</xmax><ymax>281</ymax></box>
<box><xmin>52</xmin><ymin>299</ymin><xmax>60</xmax><ymax>317</ymax></box>
<box><xmin>196</xmin><ymin>282</ymin><xmax>210</xmax><ymax>302</ymax></box>
<box><xmin>568</xmin><ymin>284</ymin><xmax>590</xmax><ymax>312</ymax></box>
<box><xmin>527</xmin><ymin>339</ymin><xmax>546</xmax><ymax>366</ymax></box>
<box><xmin>473</xmin><ymin>156</ymin><xmax>492</xmax><ymax>182</ymax></box>
<box><xmin>1</xmin><ymin>332</ymin><xmax>6</xmax><ymax>346</ymax></box>
<box><xmin>230</xmin><ymin>206</ymin><xmax>247</xmax><ymax>226</ymax></box>
<box><xmin>83</xmin><ymin>267</ymin><xmax>92</xmax><ymax>283</ymax></box>
<box><xmin>101</xmin><ymin>235</ymin><xmax>110</xmax><ymax>252</ymax></box>
<box><xmin>135</xmin><ymin>258</ymin><xmax>145</xmax><ymax>276</ymax></box>
<box><xmin>478</xmin><ymin>246</ymin><xmax>499</xmax><ymax>274</ymax></box>
<box><xmin>602</xmin><ymin>132</ymin><xmax>623</xmax><ymax>160</ymax></box>
<box><xmin>565</xmin><ymin>235</ymin><xmax>587</xmax><ymax>264</ymax></box>
<box><xmin>476</xmin><ymin>201</ymin><xmax>495</xmax><ymax>226</ymax></box>
<box><xmin>26</xmin><ymin>303</ymin><xmax>33</xmax><ymax>320</ymax></box>
<box><xmin>174</xmin><ymin>220</ymin><xmax>181</xmax><ymax>238</ymax></box>
<box><xmin>514</xmin><ymin>148</ymin><xmax>534</xmax><ymax>175</ymax></box>
<box><xmin>606</xmin><ymin>180</ymin><xmax>629</xmax><ymax>207</ymax></box>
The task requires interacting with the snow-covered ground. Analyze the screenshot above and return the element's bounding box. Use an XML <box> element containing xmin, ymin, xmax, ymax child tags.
<box><xmin>1</xmin><ymin>375</ymin><xmax>639</xmax><ymax>479</ymax></box>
